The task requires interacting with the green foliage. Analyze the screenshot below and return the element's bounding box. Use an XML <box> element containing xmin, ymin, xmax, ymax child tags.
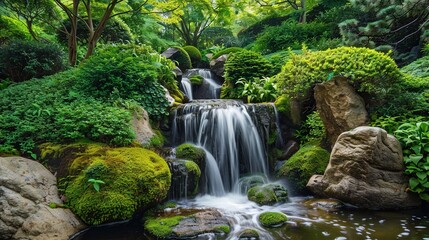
<box><xmin>258</xmin><ymin>212</ymin><xmax>288</xmax><ymax>227</ymax></box>
<box><xmin>211</xmin><ymin>47</ymin><xmax>244</xmax><ymax>60</ymax></box>
<box><xmin>0</xmin><ymin>15</ymin><xmax>30</xmax><ymax>44</ymax></box>
<box><xmin>169</xmin><ymin>46</ymin><xmax>192</xmax><ymax>71</ymax></box>
<box><xmin>236</xmin><ymin>77</ymin><xmax>278</xmax><ymax>103</ymax></box>
<box><xmin>88</xmin><ymin>178</ymin><xmax>106</xmax><ymax>192</ymax></box>
<box><xmin>253</xmin><ymin>20</ymin><xmax>337</xmax><ymax>54</ymax></box>
<box><xmin>277</xmin><ymin>144</ymin><xmax>330</xmax><ymax>192</ymax></box>
<box><xmin>77</xmin><ymin>44</ymin><xmax>172</xmax><ymax>120</ymax></box>
<box><xmin>276</xmin><ymin>47</ymin><xmax>402</xmax><ymax>100</ymax></box>
<box><xmin>200</xmin><ymin>27</ymin><xmax>237</xmax><ymax>48</ymax></box>
<box><xmin>64</xmin><ymin>145</ymin><xmax>171</xmax><ymax>225</ymax></box>
<box><xmin>222</xmin><ymin>50</ymin><xmax>273</xmax><ymax>99</ymax></box>
<box><xmin>395</xmin><ymin>122</ymin><xmax>429</xmax><ymax>201</ymax></box>
<box><xmin>183</xmin><ymin>46</ymin><xmax>202</xmax><ymax>67</ymax></box>
<box><xmin>0</xmin><ymin>40</ymin><xmax>66</xmax><ymax>82</ymax></box>
<box><xmin>295</xmin><ymin>111</ymin><xmax>326</xmax><ymax>144</ymax></box>
<box><xmin>401</xmin><ymin>56</ymin><xmax>429</xmax><ymax>79</ymax></box>
<box><xmin>264</xmin><ymin>50</ymin><xmax>296</xmax><ymax>75</ymax></box>
<box><xmin>274</xmin><ymin>94</ymin><xmax>291</xmax><ymax>116</ymax></box>
<box><xmin>371</xmin><ymin>115</ymin><xmax>428</xmax><ymax>135</ymax></box>
<box><xmin>175</xmin><ymin>143</ymin><xmax>206</xmax><ymax>167</ymax></box>
<box><xmin>215</xmin><ymin>225</ymin><xmax>231</xmax><ymax>234</ymax></box>
<box><xmin>189</xmin><ymin>75</ymin><xmax>204</xmax><ymax>85</ymax></box>
<box><xmin>144</xmin><ymin>216</ymin><xmax>183</xmax><ymax>238</ymax></box>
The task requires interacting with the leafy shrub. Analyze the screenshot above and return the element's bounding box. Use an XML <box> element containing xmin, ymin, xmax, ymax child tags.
<box><xmin>295</xmin><ymin>111</ymin><xmax>326</xmax><ymax>144</ymax></box>
<box><xmin>221</xmin><ymin>50</ymin><xmax>273</xmax><ymax>99</ymax></box>
<box><xmin>395</xmin><ymin>122</ymin><xmax>429</xmax><ymax>201</ymax></box>
<box><xmin>236</xmin><ymin>77</ymin><xmax>278</xmax><ymax>103</ymax></box>
<box><xmin>401</xmin><ymin>56</ymin><xmax>429</xmax><ymax>78</ymax></box>
<box><xmin>77</xmin><ymin>44</ymin><xmax>171</xmax><ymax>120</ymax></box>
<box><xmin>169</xmin><ymin>46</ymin><xmax>192</xmax><ymax>71</ymax></box>
<box><xmin>0</xmin><ymin>40</ymin><xmax>66</xmax><ymax>82</ymax></box>
<box><xmin>183</xmin><ymin>46</ymin><xmax>202</xmax><ymax>67</ymax></box>
<box><xmin>212</xmin><ymin>47</ymin><xmax>244</xmax><ymax>60</ymax></box>
<box><xmin>254</xmin><ymin>20</ymin><xmax>336</xmax><ymax>54</ymax></box>
<box><xmin>264</xmin><ymin>50</ymin><xmax>297</xmax><ymax>75</ymax></box>
<box><xmin>0</xmin><ymin>15</ymin><xmax>30</xmax><ymax>44</ymax></box>
<box><xmin>277</xmin><ymin>144</ymin><xmax>330</xmax><ymax>192</ymax></box>
<box><xmin>276</xmin><ymin>47</ymin><xmax>402</xmax><ymax>100</ymax></box>
<box><xmin>371</xmin><ymin>115</ymin><xmax>428</xmax><ymax>134</ymax></box>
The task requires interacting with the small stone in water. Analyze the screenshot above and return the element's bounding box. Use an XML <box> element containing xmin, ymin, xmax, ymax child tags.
<box><xmin>415</xmin><ymin>226</ymin><xmax>427</xmax><ymax>229</ymax></box>
<box><xmin>379</xmin><ymin>220</ymin><xmax>385</xmax><ymax>224</ymax></box>
<box><xmin>335</xmin><ymin>237</ymin><xmax>347</xmax><ymax>240</ymax></box>
<box><xmin>322</xmin><ymin>231</ymin><xmax>330</xmax><ymax>236</ymax></box>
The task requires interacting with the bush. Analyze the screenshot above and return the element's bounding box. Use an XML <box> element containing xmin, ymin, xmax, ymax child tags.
<box><xmin>212</xmin><ymin>47</ymin><xmax>244</xmax><ymax>60</ymax></box>
<box><xmin>264</xmin><ymin>50</ymin><xmax>301</xmax><ymax>75</ymax></box>
<box><xmin>401</xmin><ymin>56</ymin><xmax>429</xmax><ymax>79</ymax></box>
<box><xmin>63</xmin><ymin>144</ymin><xmax>171</xmax><ymax>225</ymax></box>
<box><xmin>77</xmin><ymin>44</ymin><xmax>172</xmax><ymax>120</ymax></box>
<box><xmin>395</xmin><ymin>122</ymin><xmax>429</xmax><ymax>201</ymax></box>
<box><xmin>276</xmin><ymin>47</ymin><xmax>402</xmax><ymax>100</ymax></box>
<box><xmin>277</xmin><ymin>144</ymin><xmax>330</xmax><ymax>192</ymax></box>
<box><xmin>0</xmin><ymin>73</ymin><xmax>136</xmax><ymax>154</ymax></box>
<box><xmin>169</xmin><ymin>46</ymin><xmax>192</xmax><ymax>71</ymax></box>
<box><xmin>254</xmin><ymin>20</ymin><xmax>336</xmax><ymax>54</ymax></box>
<box><xmin>295</xmin><ymin>111</ymin><xmax>326</xmax><ymax>144</ymax></box>
<box><xmin>183</xmin><ymin>46</ymin><xmax>202</xmax><ymax>67</ymax></box>
<box><xmin>236</xmin><ymin>77</ymin><xmax>278</xmax><ymax>103</ymax></box>
<box><xmin>0</xmin><ymin>40</ymin><xmax>66</xmax><ymax>82</ymax></box>
<box><xmin>221</xmin><ymin>50</ymin><xmax>273</xmax><ymax>99</ymax></box>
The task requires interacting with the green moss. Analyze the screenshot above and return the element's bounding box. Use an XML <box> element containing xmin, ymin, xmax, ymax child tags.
<box><xmin>182</xmin><ymin>160</ymin><xmax>201</xmax><ymax>196</ymax></box>
<box><xmin>64</xmin><ymin>144</ymin><xmax>171</xmax><ymax>225</ymax></box>
<box><xmin>258</xmin><ymin>212</ymin><xmax>288</xmax><ymax>227</ymax></box>
<box><xmin>247</xmin><ymin>183</ymin><xmax>288</xmax><ymax>206</ymax></box>
<box><xmin>274</xmin><ymin>94</ymin><xmax>291</xmax><ymax>116</ymax></box>
<box><xmin>277</xmin><ymin>144</ymin><xmax>330</xmax><ymax>192</ymax></box>
<box><xmin>215</xmin><ymin>225</ymin><xmax>231</xmax><ymax>234</ymax></box>
<box><xmin>238</xmin><ymin>228</ymin><xmax>259</xmax><ymax>238</ymax></box>
<box><xmin>144</xmin><ymin>216</ymin><xmax>184</xmax><ymax>238</ymax></box>
<box><xmin>170</xmin><ymin>46</ymin><xmax>192</xmax><ymax>71</ymax></box>
<box><xmin>183</xmin><ymin>46</ymin><xmax>202</xmax><ymax>67</ymax></box>
<box><xmin>189</xmin><ymin>75</ymin><xmax>204</xmax><ymax>85</ymax></box>
<box><xmin>175</xmin><ymin>143</ymin><xmax>206</xmax><ymax>167</ymax></box>
<box><xmin>145</xmin><ymin>130</ymin><xmax>165</xmax><ymax>149</ymax></box>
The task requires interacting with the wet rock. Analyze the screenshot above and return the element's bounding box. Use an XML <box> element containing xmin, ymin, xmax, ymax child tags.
<box><xmin>303</xmin><ymin>198</ymin><xmax>345</xmax><ymax>211</ymax></box>
<box><xmin>237</xmin><ymin>175</ymin><xmax>266</xmax><ymax>194</ymax></box>
<box><xmin>314</xmin><ymin>76</ymin><xmax>368</xmax><ymax>147</ymax></box>
<box><xmin>238</xmin><ymin>228</ymin><xmax>259</xmax><ymax>239</ymax></box>
<box><xmin>0</xmin><ymin>157</ymin><xmax>85</xmax><ymax>240</ymax></box>
<box><xmin>210</xmin><ymin>54</ymin><xmax>228</xmax><ymax>78</ymax></box>
<box><xmin>167</xmin><ymin>159</ymin><xmax>201</xmax><ymax>199</ymax></box>
<box><xmin>278</xmin><ymin>140</ymin><xmax>299</xmax><ymax>160</ymax></box>
<box><xmin>172</xmin><ymin>209</ymin><xmax>230</xmax><ymax>238</ymax></box>
<box><xmin>247</xmin><ymin>183</ymin><xmax>288</xmax><ymax>206</ymax></box>
<box><xmin>131</xmin><ymin>107</ymin><xmax>155</xmax><ymax>145</ymax></box>
<box><xmin>307</xmin><ymin>127</ymin><xmax>422</xmax><ymax>209</ymax></box>
<box><xmin>175</xmin><ymin>143</ymin><xmax>206</xmax><ymax>170</ymax></box>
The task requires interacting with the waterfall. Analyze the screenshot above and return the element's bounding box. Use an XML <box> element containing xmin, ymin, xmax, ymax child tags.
<box><xmin>180</xmin><ymin>69</ymin><xmax>221</xmax><ymax>100</ymax></box>
<box><xmin>172</xmin><ymin>99</ymin><xmax>270</xmax><ymax>195</ymax></box>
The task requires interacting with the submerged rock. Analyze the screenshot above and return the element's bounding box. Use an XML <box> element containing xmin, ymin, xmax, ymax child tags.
<box><xmin>238</xmin><ymin>228</ymin><xmax>260</xmax><ymax>239</ymax></box>
<box><xmin>0</xmin><ymin>157</ymin><xmax>85</xmax><ymax>240</ymax></box>
<box><xmin>314</xmin><ymin>77</ymin><xmax>368</xmax><ymax>147</ymax></box>
<box><xmin>307</xmin><ymin>126</ymin><xmax>421</xmax><ymax>209</ymax></box>
<box><xmin>247</xmin><ymin>183</ymin><xmax>288</xmax><ymax>206</ymax></box>
<box><xmin>145</xmin><ymin>208</ymin><xmax>230</xmax><ymax>239</ymax></box>
<box><xmin>303</xmin><ymin>198</ymin><xmax>345</xmax><ymax>211</ymax></box>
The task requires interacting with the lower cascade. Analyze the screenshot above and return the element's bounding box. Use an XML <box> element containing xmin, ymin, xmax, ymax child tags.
<box><xmin>172</xmin><ymin>99</ymin><xmax>272</xmax><ymax>195</ymax></box>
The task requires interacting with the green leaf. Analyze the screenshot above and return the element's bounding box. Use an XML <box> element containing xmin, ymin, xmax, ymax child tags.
<box><xmin>93</xmin><ymin>183</ymin><xmax>100</xmax><ymax>192</ymax></box>
<box><xmin>409</xmin><ymin>155</ymin><xmax>423</xmax><ymax>165</ymax></box>
<box><xmin>416</xmin><ymin>172</ymin><xmax>428</xmax><ymax>181</ymax></box>
<box><xmin>30</xmin><ymin>153</ymin><xmax>37</xmax><ymax>160</ymax></box>
<box><xmin>420</xmin><ymin>192</ymin><xmax>429</xmax><ymax>201</ymax></box>
<box><xmin>409</xmin><ymin>177</ymin><xmax>420</xmax><ymax>190</ymax></box>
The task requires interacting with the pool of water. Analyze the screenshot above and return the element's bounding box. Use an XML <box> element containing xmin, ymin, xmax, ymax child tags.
<box><xmin>72</xmin><ymin>195</ymin><xmax>429</xmax><ymax>240</ymax></box>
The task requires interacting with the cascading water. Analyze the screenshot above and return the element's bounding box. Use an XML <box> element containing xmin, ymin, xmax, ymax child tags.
<box><xmin>172</xmin><ymin>99</ymin><xmax>270</xmax><ymax>195</ymax></box>
<box><xmin>180</xmin><ymin>69</ymin><xmax>221</xmax><ymax>100</ymax></box>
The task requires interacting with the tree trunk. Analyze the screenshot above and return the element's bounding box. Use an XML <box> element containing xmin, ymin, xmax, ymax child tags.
<box><xmin>68</xmin><ymin>0</ymin><xmax>79</xmax><ymax>66</ymax></box>
<box><xmin>26</xmin><ymin>20</ymin><xmax>38</xmax><ymax>41</ymax></box>
<box><xmin>299</xmin><ymin>0</ymin><xmax>307</xmax><ymax>23</ymax></box>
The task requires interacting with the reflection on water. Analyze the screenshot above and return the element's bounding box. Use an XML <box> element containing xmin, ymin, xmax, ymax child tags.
<box><xmin>73</xmin><ymin>195</ymin><xmax>429</xmax><ymax>240</ymax></box>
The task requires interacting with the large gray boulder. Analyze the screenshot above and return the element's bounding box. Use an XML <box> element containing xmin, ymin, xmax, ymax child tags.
<box><xmin>314</xmin><ymin>77</ymin><xmax>368</xmax><ymax>147</ymax></box>
<box><xmin>131</xmin><ymin>107</ymin><xmax>156</xmax><ymax>145</ymax></box>
<box><xmin>0</xmin><ymin>157</ymin><xmax>85</xmax><ymax>240</ymax></box>
<box><xmin>307</xmin><ymin>127</ymin><xmax>421</xmax><ymax>210</ymax></box>
<box><xmin>209</xmin><ymin>54</ymin><xmax>228</xmax><ymax>78</ymax></box>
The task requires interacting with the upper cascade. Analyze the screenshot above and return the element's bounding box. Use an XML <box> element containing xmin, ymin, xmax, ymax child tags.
<box><xmin>180</xmin><ymin>69</ymin><xmax>221</xmax><ymax>100</ymax></box>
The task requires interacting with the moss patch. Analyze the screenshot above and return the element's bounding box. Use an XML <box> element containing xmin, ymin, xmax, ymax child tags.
<box><xmin>247</xmin><ymin>183</ymin><xmax>288</xmax><ymax>206</ymax></box>
<box><xmin>144</xmin><ymin>216</ymin><xmax>184</xmax><ymax>238</ymax></box>
<box><xmin>258</xmin><ymin>212</ymin><xmax>287</xmax><ymax>227</ymax></box>
<box><xmin>175</xmin><ymin>143</ymin><xmax>206</xmax><ymax>167</ymax></box>
<box><xmin>215</xmin><ymin>225</ymin><xmax>231</xmax><ymax>234</ymax></box>
<box><xmin>62</xmin><ymin>143</ymin><xmax>171</xmax><ymax>225</ymax></box>
<box><xmin>189</xmin><ymin>75</ymin><xmax>204</xmax><ymax>85</ymax></box>
<box><xmin>277</xmin><ymin>144</ymin><xmax>330</xmax><ymax>192</ymax></box>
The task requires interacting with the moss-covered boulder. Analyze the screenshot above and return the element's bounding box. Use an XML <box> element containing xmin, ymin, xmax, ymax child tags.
<box><xmin>247</xmin><ymin>183</ymin><xmax>288</xmax><ymax>206</ymax></box>
<box><xmin>258</xmin><ymin>212</ymin><xmax>287</xmax><ymax>228</ymax></box>
<box><xmin>238</xmin><ymin>228</ymin><xmax>259</xmax><ymax>239</ymax></box>
<box><xmin>168</xmin><ymin>159</ymin><xmax>201</xmax><ymax>198</ymax></box>
<box><xmin>59</xmin><ymin>143</ymin><xmax>171</xmax><ymax>225</ymax></box>
<box><xmin>277</xmin><ymin>145</ymin><xmax>330</xmax><ymax>192</ymax></box>
<box><xmin>175</xmin><ymin>143</ymin><xmax>206</xmax><ymax>168</ymax></box>
<box><xmin>183</xmin><ymin>46</ymin><xmax>202</xmax><ymax>67</ymax></box>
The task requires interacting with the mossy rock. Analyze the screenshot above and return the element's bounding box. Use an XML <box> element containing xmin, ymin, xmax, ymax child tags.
<box><xmin>274</xmin><ymin>94</ymin><xmax>291</xmax><ymax>117</ymax></box>
<box><xmin>144</xmin><ymin>216</ymin><xmax>184</xmax><ymax>238</ymax></box>
<box><xmin>247</xmin><ymin>183</ymin><xmax>288</xmax><ymax>206</ymax></box>
<box><xmin>237</xmin><ymin>175</ymin><xmax>266</xmax><ymax>194</ymax></box>
<box><xmin>183</xmin><ymin>46</ymin><xmax>202</xmax><ymax>67</ymax></box>
<box><xmin>62</xmin><ymin>143</ymin><xmax>171</xmax><ymax>225</ymax></box>
<box><xmin>168</xmin><ymin>159</ymin><xmax>201</xmax><ymax>198</ymax></box>
<box><xmin>238</xmin><ymin>228</ymin><xmax>259</xmax><ymax>239</ymax></box>
<box><xmin>277</xmin><ymin>144</ymin><xmax>330</xmax><ymax>192</ymax></box>
<box><xmin>175</xmin><ymin>143</ymin><xmax>206</xmax><ymax>168</ymax></box>
<box><xmin>170</xmin><ymin>46</ymin><xmax>192</xmax><ymax>71</ymax></box>
<box><xmin>258</xmin><ymin>212</ymin><xmax>287</xmax><ymax>228</ymax></box>
<box><xmin>189</xmin><ymin>75</ymin><xmax>204</xmax><ymax>85</ymax></box>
